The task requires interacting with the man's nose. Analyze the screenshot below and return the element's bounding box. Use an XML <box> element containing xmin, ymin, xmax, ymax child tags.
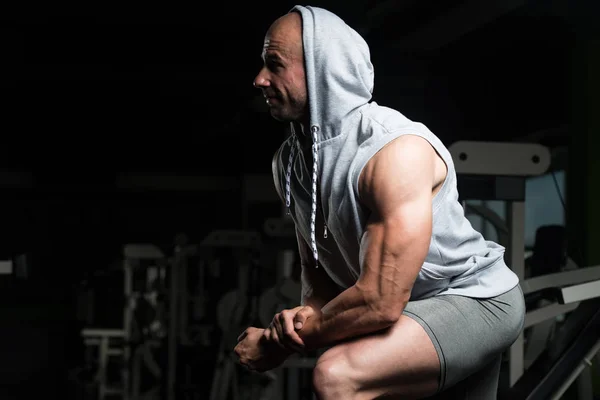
<box><xmin>253</xmin><ymin>73</ymin><xmax>269</xmax><ymax>88</ymax></box>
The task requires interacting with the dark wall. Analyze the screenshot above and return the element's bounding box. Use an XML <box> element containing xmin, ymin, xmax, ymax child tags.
<box><xmin>370</xmin><ymin>12</ymin><xmax>574</xmax><ymax>146</ymax></box>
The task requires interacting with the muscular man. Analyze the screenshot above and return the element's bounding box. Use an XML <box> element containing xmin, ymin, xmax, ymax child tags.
<box><xmin>234</xmin><ymin>6</ymin><xmax>525</xmax><ymax>399</ymax></box>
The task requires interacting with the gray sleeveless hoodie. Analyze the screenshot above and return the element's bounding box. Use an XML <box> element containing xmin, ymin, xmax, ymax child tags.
<box><xmin>272</xmin><ymin>5</ymin><xmax>518</xmax><ymax>300</ymax></box>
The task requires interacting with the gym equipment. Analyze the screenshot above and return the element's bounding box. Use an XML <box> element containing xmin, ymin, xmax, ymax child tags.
<box><xmin>80</xmin><ymin>243</ymin><xmax>167</xmax><ymax>400</ymax></box>
<box><xmin>166</xmin><ymin>233</ymin><xmax>201</xmax><ymax>400</ymax></box>
<box><xmin>199</xmin><ymin>230</ymin><xmax>276</xmax><ymax>400</ymax></box>
<box><xmin>449</xmin><ymin>141</ymin><xmax>551</xmax><ymax>177</ymax></box>
<box><xmin>449</xmin><ymin>140</ymin><xmax>600</xmax><ymax>398</ymax></box>
<box><xmin>166</xmin><ymin>229</ymin><xmax>270</xmax><ymax>400</ymax></box>
<box><xmin>449</xmin><ymin>140</ymin><xmax>551</xmax><ymax>386</ymax></box>
<box><xmin>499</xmin><ymin>295</ymin><xmax>600</xmax><ymax>400</ymax></box>
<box><xmin>257</xmin><ymin>217</ymin><xmax>309</xmax><ymax>400</ymax></box>
<box><xmin>81</xmin><ymin>328</ymin><xmax>126</xmax><ymax>400</ymax></box>
<box><xmin>125</xmin><ymin>244</ymin><xmax>168</xmax><ymax>400</ymax></box>
<box><xmin>258</xmin><ymin>218</ymin><xmax>301</xmax><ymax>329</ymax></box>
<box><xmin>464</xmin><ymin>202</ymin><xmax>509</xmax><ymax>247</ymax></box>
<box><xmin>497</xmin><ymin>264</ymin><xmax>600</xmax><ymax>400</ymax></box>
<box><xmin>255</xmin><ymin>217</ymin><xmax>320</xmax><ymax>400</ymax></box>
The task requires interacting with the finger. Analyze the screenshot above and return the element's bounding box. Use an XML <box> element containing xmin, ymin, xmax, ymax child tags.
<box><xmin>269</xmin><ymin>327</ymin><xmax>286</xmax><ymax>349</ymax></box>
<box><xmin>281</xmin><ymin>310</ymin><xmax>297</xmax><ymax>335</ymax></box>
<box><xmin>272</xmin><ymin>315</ymin><xmax>284</xmax><ymax>340</ymax></box>
<box><xmin>271</xmin><ymin>310</ymin><xmax>304</xmax><ymax>353</ymax></box>
<box><xmin>281</xmin><ymin>313</ymin><xmax>305</xmax><ymax>349</ymax></box>
<box><xmin>273</xmin><ymin>312</ymin><xmax>304</xmax><ymax>352</ymax></box>
<box><xmin>268</xmin><ymin>321</ymin><xmax>281</xmax><ymax>346</ymax></box>
<box><xmin>262</xmin><ymin>328</ymin><xmax>272</xmax><ymax>342</ymax></box>
<box><xmin>282</xmin><ymin>327</ymin><xmax>306</xmax><ymax>350</ymax></box>
<box><xmin>237</xmin><ymin>330</ymin><xmax>248</xmax><ymax>342</ymax></box>
<box><xmin>293</xmin><ymin>307</ymin><xmax>314</xmax><ymax>330</ymax></box>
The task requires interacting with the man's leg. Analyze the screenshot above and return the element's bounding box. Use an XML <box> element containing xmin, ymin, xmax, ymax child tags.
<box><xmin>427</xmin><ymin>355</ymin><xmax>502</xmax><ymax>400</ymax></box>
<box><xmin>310</xmin><ymin>285</ymin><xmax>524</xmax><ymax>400</ymax></box>
<box><xmin>311</xmin><ymin>315</ymin><xmax>440</xmax><ymax>400</ymax></box>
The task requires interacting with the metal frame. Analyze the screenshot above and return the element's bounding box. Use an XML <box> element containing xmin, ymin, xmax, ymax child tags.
<box><xmin>550</xmin><ymin>339</ymin><xmax>600</xmax><ymax>400</ymax></box>
<box><xmin>181</xmin><ymin>230</ymin><xmax>264</xmax><ymax>400</ymax></box>
<box><xmin>449</xmin><ymin>140</ymin><xmax>551</xmax><ymax>385</ymax></box>
<box><xmin>449</xmin><ymin>140</ymin><xmax>600</xmax><ymax>397</ymax></box>
<box><xmin>521</xmin><ymin>265</ymin><xmax>600</xmax><ymax>294</ymax></box>
<box><xmin>560</xmin><ymin>278</ymin><xmax>600</xmax><ymax>304</ymax></box>
<box><xmin>123</xmin><ymin>243</ymin><xmax>166</xmax><ymax>400</ymax></box>
<box><xmin>81</xmin><ymin>329</ymin><xmax>126</xmax><ymax>400</ymax></box>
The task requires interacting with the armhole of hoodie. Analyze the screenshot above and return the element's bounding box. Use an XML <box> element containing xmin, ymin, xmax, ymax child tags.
<box><xmin>352</xmin><ymin>129</ymin><xmax>454</xmax><ymax>213</ymax></box>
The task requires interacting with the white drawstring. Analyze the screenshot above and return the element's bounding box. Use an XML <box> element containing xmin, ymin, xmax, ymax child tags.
<box><xmin>309</xmin><ymin>126</ymin><xmax>320</xmax><ymax>264</ymax></box>
<box><xmin>285</xmin><ymin>135</ymin><xmax>297</xmax><ymax>213</ymax></box>
<box><xmin>284</xmin><ymin>126</ymin><xmax>321</xmax><ymax>266</ymax></box>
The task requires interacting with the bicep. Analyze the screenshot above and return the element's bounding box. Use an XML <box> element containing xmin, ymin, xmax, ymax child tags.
<box><xmin>356</xmin><ymin>136</ymin><xmax>436</xmax><ymax>303</ymax></box>
<box><xmin>358</xmin><ymin>193</ymin><xmax>432</xmax><ymax>296</ymax></box>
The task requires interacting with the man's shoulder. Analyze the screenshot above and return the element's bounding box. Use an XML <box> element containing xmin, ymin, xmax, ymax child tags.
<box><xmin>357</xmin><ymin>102</ymin><xmax>413</xmax><ymax>133</ymax></box>
<box><xmin>357</xmin><ymin>103</ymin><xmax>446</xmax><ymax>153</ymax></box>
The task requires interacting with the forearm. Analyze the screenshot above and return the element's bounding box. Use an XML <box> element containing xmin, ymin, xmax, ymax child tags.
<box><xmin>301</xmin><ymin>294</ymin><xmax>329</xmax><ymax>311</ymax></box>
<box><xmin>296</xmin><ymin>215</ymin><xmax>427</xmax><ymax>351</ymax></box>
<box><xmin>297</xmin><ymin>284</ymin><xmax>405</xmax><ymax>350</ymax></box>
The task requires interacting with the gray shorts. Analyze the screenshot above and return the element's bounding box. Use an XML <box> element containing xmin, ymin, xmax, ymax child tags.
<box><xmin>403</xmin><ymin>284</ymin><xmax>525</xmax><ymax>398</ymax></box>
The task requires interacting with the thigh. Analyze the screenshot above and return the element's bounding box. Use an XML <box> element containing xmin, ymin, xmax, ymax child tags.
<box><xmin>404</xmin><ymin>284</ymin><xmax>525</xmax><ymax>393</ymax></box>
<box><xmin>425</xmin><ymin>355</ymin><xmax>502</xmax><ymax>400</ymax></box>
<box><xmin>315</xmin><ymin>314</ymin><xmax>441</xmax><ymax>399</ymax></box>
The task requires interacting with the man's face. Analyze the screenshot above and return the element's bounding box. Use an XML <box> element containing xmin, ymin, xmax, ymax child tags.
<box><xmin>253</xmin><ymin>13</ymin><xmax>307</xmax><ymax>122</ymax></box>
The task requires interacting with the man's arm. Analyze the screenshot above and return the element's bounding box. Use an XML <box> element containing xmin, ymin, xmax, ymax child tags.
<box><xmin>296</xmin><ymin>135</ymin><xmax>438</xmax><ymax>350</ymax></box>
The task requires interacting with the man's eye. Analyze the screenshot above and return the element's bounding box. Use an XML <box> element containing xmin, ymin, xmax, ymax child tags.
<box><xmin>267</xmin><ymin>60</ymin><xmax>282</xmax><ymax>70</ymax></box>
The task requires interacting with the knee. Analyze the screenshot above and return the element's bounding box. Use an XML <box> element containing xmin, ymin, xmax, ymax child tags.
<box><xmin>312</xmin><ymin>358</ymin><xmax>356</xmax><ymax>399</ymax></box>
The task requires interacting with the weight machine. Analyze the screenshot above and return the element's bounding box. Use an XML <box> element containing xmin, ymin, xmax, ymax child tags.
<box><xmin>81</xmin><ymin>243</ymin><xmax>168</xmax><ymax>400</ymax></box>
<box><xmin>125</xmin><ymin>244</ymin><xmax>168</xmax><ymax>400</ymax></box>
<box><xmin>258</xmin><ymin>217</ymin><xmax>312</xmax><ymax>400</ymax></box>
<box><xmin>449</xmin><ymin>140</ymin><xmax>600</xmax><ymax>399</ymax></box>
<box><xmin>164</xmin><ymin>229</ymin><xmax>271</xmax><ymax>400</ymax></box>
<box><xmin>206</xmin><ymin>230</ymin><xmax>269</xmax><ymax>400</ymax></box>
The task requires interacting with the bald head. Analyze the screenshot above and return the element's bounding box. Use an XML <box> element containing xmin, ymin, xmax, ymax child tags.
<box><xmin>265</xmin><ymin>12</ymin><xmax>303</xmax><ymax>62</ymax></box>
<box><xmin>254</xmin><ymin>11</ymin><xmax>308</xmax><ymax>123</ymax></box>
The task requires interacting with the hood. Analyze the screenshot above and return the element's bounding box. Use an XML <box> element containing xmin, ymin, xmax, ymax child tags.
<box><xmin>292</xmin><ymin>5</ymin><xmax>374</xmax><ymax>140</ymax></box>
<box><xmin>284</xmin><ymin>5</ymin><xmax>374</xmax><ymax>265</ymax></box>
